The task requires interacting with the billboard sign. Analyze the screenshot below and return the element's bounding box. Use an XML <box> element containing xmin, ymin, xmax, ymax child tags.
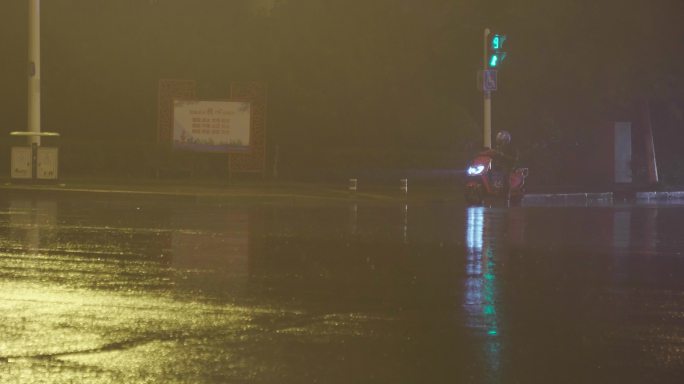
<box><xmin>173</xmin><ymin>100</ymin><xmax>251</xmax><ymax>153</ymax></box>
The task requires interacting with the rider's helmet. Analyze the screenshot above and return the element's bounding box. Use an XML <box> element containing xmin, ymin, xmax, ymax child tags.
<box><xmin>495</xmin><ymin>130</ymin><xmax>511</xmax><ymax>149</ymax></box>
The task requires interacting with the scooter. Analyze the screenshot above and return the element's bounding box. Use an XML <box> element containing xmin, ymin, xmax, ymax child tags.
<box><xmin>464</xmin><ymin>149</ymin><xmax>529</xmax><ymax>206</ymax></box>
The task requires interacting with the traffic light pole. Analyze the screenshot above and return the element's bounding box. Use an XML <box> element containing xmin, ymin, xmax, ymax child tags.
<box><xmin>483</xmin><ymin>28</ymin><xmax>492</xmax><ymax>149</ymax></box>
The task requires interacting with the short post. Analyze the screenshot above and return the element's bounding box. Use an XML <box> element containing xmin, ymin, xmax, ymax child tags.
<box><xmin>349</xmin><ymin>178</ymin><xmax>358</xmax><ymax>192</ymax></box>
<box><xmin>400</xmin><ymin>178</ymin><xmax>408</xmax><ymax>194</ymax></box>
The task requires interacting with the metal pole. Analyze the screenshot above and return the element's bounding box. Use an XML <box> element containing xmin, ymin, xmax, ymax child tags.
<box><xmin>484</xmin><ymin>93</ymin><xmax>492</xmax><ymax>148</ymax></box>
<box><xmin>28</xmin><ymin>0</ymin><xmax>41</xmax><ymax>147</ymax></box>
<box><xmin>483</xmin><ymin>28</ymin><xmax>492</xmax><ymax>149</ymax></box>
<box><xmin>642</xmin><ymin>100</ymin><xmax>659</xmax><ymax>184</ymax></box>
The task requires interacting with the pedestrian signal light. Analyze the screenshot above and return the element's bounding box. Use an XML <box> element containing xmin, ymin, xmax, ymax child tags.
<box><xmin>489</xmin><ymin>52</ymin><xmax>507</xmax><ymax>68</ymax></box>
<box><xmin>489</xmin><ymin>54</ymin><xmax>500</xmax><ymax>68</ymax></box>
<box><xmin>491</xmin><ymin>35</ymin><xmax>503</xmax><ymax>50</ymax></box>
<box><xmin>488</xmin><ymin>34</ymin><xmax>507</xmax><ymax>68</ymax></box>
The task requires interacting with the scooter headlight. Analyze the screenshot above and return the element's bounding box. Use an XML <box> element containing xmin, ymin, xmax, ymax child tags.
<box><xmin>467</xmin><ymin>165</ymin><xmax>485</xmax><ymax>176</ymax></box>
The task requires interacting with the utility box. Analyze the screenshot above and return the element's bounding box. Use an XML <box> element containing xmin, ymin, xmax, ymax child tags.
<box><xmin>11</xmin><ymin>147</ymin><xmax>33</xmax><ymax>179</ymax></box>
<box><xmin>37</xmin><ymin>147</ymin><xmax>58</xmax><ymax>180</ymax></box>
<box><xmin>9</xmin><ymin>132</ymin><xmax>60</xmax><ymax>182</ymax></box>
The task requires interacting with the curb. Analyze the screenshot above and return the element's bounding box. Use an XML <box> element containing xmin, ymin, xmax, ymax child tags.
<box><xmin>523</xmin><ymin>191</ymin><xmax>684</xmax><ymax>205</ymax></box>
<box><xmin>522</xmin><ymin>192</ymin><xmax>613</xmax><ymax>205</ymax></box>
<box><xmin>636</xmin><ymin>191</ymin><xmax>684</xmax><ymax>201</ymax></box>
<box><xmin>0</xmin><ymin>182</ymin><xmax>406</xmax><ymax>204</ymax></box>
<box><xmin>3</xmin><ymin>181</ymin><xmax>684</xmax><ymax>205</ymax></box>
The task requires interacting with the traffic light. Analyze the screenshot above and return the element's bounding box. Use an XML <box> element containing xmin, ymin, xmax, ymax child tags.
<box><xmin>488</xmin><ymin>34</ymin><xmax>507</xmax><ymax>68</ymax></box>
<box><xmin>491</xmin><ymin>34</ymin><xmax>503</xmax><ymax>50</ymax></box>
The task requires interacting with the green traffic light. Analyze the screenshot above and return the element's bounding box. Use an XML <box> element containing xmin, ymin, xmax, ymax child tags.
<box><xmin>489</xmin><ymin>54</ymin><xmax>499</xmax><ymax>68</ymax></box>
<box><xmin>491</xmin><ymin>35</ymin><xmax>501</xmax><ymax>50</ymax></box>
<box><xmin>490</xmin><ymin>34</ymin><xmax>505</xmax><ymax>50</ymax></box>
<box><xmin>487</xmin><ymin>33</ymin><xmax>506</xmax><ymax>68</ymax></box>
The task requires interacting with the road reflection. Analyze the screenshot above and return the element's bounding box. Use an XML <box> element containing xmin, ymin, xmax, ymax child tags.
<box><xmin>464</xmin><ymin>206</ymin><xmax>506</xmax><ymax>380</ymax></box>
<box><xmin>1</xmin><ymin>195</ymin><xmax>682</xmax><ymax>382</ymax></box>
<box><xmin>612</xmin><ymin>206</ymin><xmax>659</xmax><ymax>253</ymax></box>
<box><xmin>7</xmin><ymin>199</ymin><xmax>57</xmax><ymax>253</ymax></box>
<box><xmin>170</xmin><ymin>206</ymin><xmax>250</xmax><ymax>294</ymax></box>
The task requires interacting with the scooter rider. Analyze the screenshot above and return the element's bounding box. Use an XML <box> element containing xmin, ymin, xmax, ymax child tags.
<box><xmin>494</xmin><ymin>130</ymin><xmax>517</xmax><ymax>170</ymax></box>
<box><xmin>488</xmin><ymin>130</ymin><xmax>518</xmax><ymax>196</ymax></box>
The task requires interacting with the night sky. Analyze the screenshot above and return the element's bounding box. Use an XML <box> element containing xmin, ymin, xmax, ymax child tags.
<box><xmin>1</xmin><ymin>0</ymin><xmax>683</xmax><ymax>177</ymax></box>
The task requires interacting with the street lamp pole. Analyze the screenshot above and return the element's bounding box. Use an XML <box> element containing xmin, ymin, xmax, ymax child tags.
<box><xmin>28</xmin><ymin>0</ymin><xmax>41</xmax><ymax>146</ymax></box>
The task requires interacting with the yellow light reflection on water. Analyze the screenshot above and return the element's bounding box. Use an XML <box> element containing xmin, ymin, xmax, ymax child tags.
<box><xmin>0</xmin><ymin>280</ymin><xmax>264</xmax><ymax>383</ymax></box>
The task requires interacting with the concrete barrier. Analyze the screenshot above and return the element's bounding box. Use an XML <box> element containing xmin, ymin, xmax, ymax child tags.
<box><xmin>636</xmin><ymin>191</ymin><xmax>684</xmax><ymax>201</ymax></box>
<box><xmin>522</xmin><ymin>192</ymin><xmax>613</xmax><ymax>206</ymax></box>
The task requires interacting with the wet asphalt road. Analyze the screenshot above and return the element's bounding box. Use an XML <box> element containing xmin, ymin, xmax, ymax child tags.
<box><xmin>0</xmin><ymin>194</ymin><xmax>682</xmax><ymax>383</ymax></box>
